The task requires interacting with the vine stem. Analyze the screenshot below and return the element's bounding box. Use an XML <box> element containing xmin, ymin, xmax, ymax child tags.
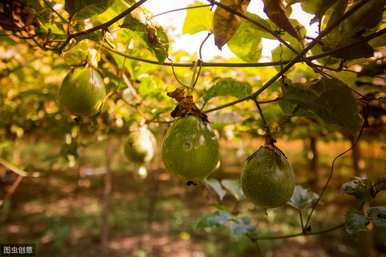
<box><xmin>0</xmin><ymin>175</ymin><xmax>24</xmax><ymax>209</ymax></box>
<box><xmin>304</xmin><ymin>121</ymin><xmax>366</xmax><ymax>229</ymax></box>
<box><xmin>100</xmin><ymin>27</ymin><xmax>385</xmax><ymax>69</ymax></box>
<box><xmin>253</xmin><ymin>98</ymin><xmax>274</xmax><ymax>144</ymax></box>
<box><xmin>299</xmin><ymin>210</ymin><xmax>304</xmax><ymax>232</ymax></box>
<box><xmin>151</xmin><ymin>4</ymin><xmax>212</xmax><ymax>19</ymax></box>
<box><xmin>42</xmin><ymin>0</ymin><xmax>68</xmax><ymax>23</ymax></box>
<box><xmin>190</xmin><ymin>33</ymin><xmax>211</xmax><ymax>90</ymax></box>
<box><xmin>249</xmin><ymin>223</ymin><xmax>345</xmax><ymax>241</ymax></box>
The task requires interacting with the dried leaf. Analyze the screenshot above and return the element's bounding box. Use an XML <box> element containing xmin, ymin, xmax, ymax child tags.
<box><xmin>167</xmin><ymin>89</ymin><xmax>208</xmax><ymax>121</ymax></box>
<box><xmin>262</xmin><ymin>0</ymin><xmax>300</xmax><ymax>40</ymax></box>
<box><xmin>213</xmin><ymin>0</ymin><xmax>250</xmax><ymax>49</ymax></box>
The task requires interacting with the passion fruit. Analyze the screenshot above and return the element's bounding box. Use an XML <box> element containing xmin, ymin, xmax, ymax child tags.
<box><xmin>59</xmin><ymin>67</ymin><xmax>106</xmax><ymax>116</ymax></box>
<box><xmin>124</xmin><ymin>126</ymin><xmax>156</xmax><ymax>164</ymax></box>
<box><xmin>161</xmin><ymin>116</ymin><xmax>219</xmax><ymax>180</ymax></box>
<box><xmin>241</xmin><ymin>144</ymin><xmax>295</xmax><ymax>208</ymax></box>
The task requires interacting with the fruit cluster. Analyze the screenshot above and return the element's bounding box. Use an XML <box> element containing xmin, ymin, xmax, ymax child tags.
<box><xmin>59</xmin><ymin>67</ymin><xmax>295</xmax><ymax>208</ymax></box>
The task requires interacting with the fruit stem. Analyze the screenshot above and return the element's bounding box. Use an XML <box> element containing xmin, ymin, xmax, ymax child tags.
<box><xmin>253</xmin><ymin>98</ymin><xmax>275</xmax><ymax>146</ymax></box>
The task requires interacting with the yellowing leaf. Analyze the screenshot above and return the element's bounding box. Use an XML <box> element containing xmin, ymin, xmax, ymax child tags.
<box><xmin>227</xmin><ymin>13</ymin><xmax>263</xmax><ymax>62</ymax></box>
<box><xmin>183</xmin><ymin>1</ymin><xmax>212</xmax><ymax>34</ymax></box>
<box><xmin>212</xmin><ymin>0</ymin><xmax>250</xmax><ymax>49</ymax></box>
<box><xmin>262</xmin><ymin>0</ymin><xmax>300</xmax><ymax>40</ymax></box>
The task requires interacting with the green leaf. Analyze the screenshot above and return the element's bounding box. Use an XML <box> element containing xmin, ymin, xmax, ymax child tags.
<box><xmin>343</xmin><ymin>0</ymin><xmax>385</xmax><ymax>34</ymax></box>
<box><xmin>206</xmin><ymin>179</ymin><xmax>227</xmax><ymax>201</ymax></box>
<box><xmin>122</xmin><ymin>15</ymin><xmax>169</xmax><ymax>63</ymax></box>
<box><xmin>311</xmin><ymin>78</ymin><xmax>362</xmax><ymax>137</ymax></box>
<box><xmin>122</xmin><ymin>14</ymin><xmax>147</xmax><ymax>31</ymax></box>
<box><xmin>321</xmin><ymin>0</ymin><xmax>384</xmax><ymax>60</ymax></box>
<box><xmin>329</xmin><ymin>40</ymin><xmax>374</xmax><ymax>60</ymax></box>
<box><xmin>138</xmin><ymin>76</ymin><xmax>163</xmax><ymax>98</ymax></box>
<box><xmin>203</xmin><ymin>78</ymin><xmax>252</xmax><ymax>103</ymax></box>
<box><xmin>295</xmin><ymin>0</ymin><xmax>337</xmax><ymax>24</ymax></box>
<box><xmin>288</xmin><ymin>185</ymin><xmax>319</xmax><ymax>210</ymax></box>
<box><xmin>280</xmin><ymin>79</ymin><xmax>362</xmax><ymax>136</ymax></box>
<box><xmin>368</xmin><ymin>207</ymin><xmax>386</xmax><ymax>228</ymax></box>
<box><xmin>195</xmin><ymin>210</ymin><xmax>232</xmax><ymax>229</ymax></box>
<box><xmin>221</xmin><ymin>179</ymin><xmax>245</xmax><ymax>201</ymax></box>
<box><xmin>182</xmin><ymin>1</ymin><xmax>212</xmax><ymax>34</ymax></box>
<box><xmin>341</xmin><ymin>177</ymin><xmax>374</xmax><ymax>202</ymax></box>
<box><xmin>227</xmin><ymin>13</ymin><xmax>262</xmax><ymax>62</ymax></box>
<box><xmin>345</xmin><ymin>209</ymin><xmax>369</xmax><ymax>235</ymax></box>
<box><xmin>212</xmin><ymin>0</ymin><xmax>251</xmax><ymax>49</ymax></box>
<box><xmin>65</xmin><ymin>0</ymin><xmax>113</xmax><ymax>19</ymax></box>
<box><xmin>229</xmin><ymin>217</ymin><xmax>256</xmax><ymax>239</ymax></box>
<box><xmin>271</xmin><ymin>44</ymin><xmax>297</xmax><ymax>71</ymax></box>
<box><xmin>279</xmin><ymin>83</ymin><xmax>319</xmax><ymax>115</ymax></box>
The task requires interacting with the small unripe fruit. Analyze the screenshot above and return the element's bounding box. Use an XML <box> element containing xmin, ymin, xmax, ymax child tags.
<box><xmin>59</xmin><ymin>67</ymin><xmax>106</xmax><ymax>116</ymax></box>
<box><xmin>124</xmin><ymin>127</ymin><xmax>156</xmax><ymax>164</ymax></box>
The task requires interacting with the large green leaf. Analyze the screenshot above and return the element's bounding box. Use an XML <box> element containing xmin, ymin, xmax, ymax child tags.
<box><xmin>227</xmin><ymin>13</ymin><xmax>263</xmax><ymax>62</ymax></box>
<box><xmin>311</xmin><ymin>78</ymin><xmax>362</xmax><ymax>137</ymax></box>
<box><xmin>203</xmin><ymin>78</ymin><xmax>252</xmax><ymax>103</ymax></box>
<box><xmin>65</xmin><ymin>0</ymin><xmax>113</xmax><ymax>19</ymax></box>
<box><xmin>280</xmin><ymin>79</ymin><xmax>362</xmax><ymax>136</ymax></box>
<box><xmin>182</xmin><ymin>1</ymin><xmax>212</xmax><ymax>34</ymax></box>
<box><xmin>321</xmin><ymin>0</ymin><xmax>384</xmax><ymax>60</ymax></box>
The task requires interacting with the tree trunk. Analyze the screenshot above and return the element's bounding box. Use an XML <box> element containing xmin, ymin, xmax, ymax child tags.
<box><xmin>351</xmin><ymin>138</ymin><xmax>361</xmax><ymax>177</ymax></box>
<box><xmin>100</xmin><ymin>138</ymin><xmax>113</xmax><ymax>255</ymax></box>
<box><xmin>308</xmin><ymin>137</ymin><xmax>319</xmax><ymax>188</ymax></box>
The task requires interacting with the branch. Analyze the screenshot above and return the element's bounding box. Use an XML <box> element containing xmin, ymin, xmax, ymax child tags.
<box><xmin>304</xmin><ymin>121</ymin><xmax>366</xmax><ymax>228</ymax></box>
<box><xmin>0</xmin><ymin>175</ymin><xmax>24</xmax><ymax>209</ymax></box>
<box><xmin>42</xmin><ymin>0</ymin><xmax>68</xmax><ymax>23</ymax></box>
<box><xmin>101</xmin><ymin>44</ymin><xmax>287</xmax><ymax>67</ymax></box>
<box><xmin>249</xmin><ymin>223</ymin><xmax>345</xmax><ymax>241</ymax></box>
<box><xmin>59</xmin><ymin>0</ymin><xmax>148</xmax><ymax>52</ymax></box>
<box><xmin>0</xmin><ymin>158</ymin><xmax>28</xmax><ymax>177</ymax></box>
<box><xmin>309</xmin><ymin>28</ymin><xmax>386</xmax><ymax>61</ymax></box>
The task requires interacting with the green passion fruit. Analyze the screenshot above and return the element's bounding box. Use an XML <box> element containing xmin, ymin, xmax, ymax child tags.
<box><xmin>241</xmin><ymin>145</ymin><xmax>295</xmax><ymax>208</ymax></box>
<box><xmin>161</xmin><ymin>116</ymin><xmax>219</xmax><ymax>180</ymax></box>
<box><xmin>59</xmin><ymin>67</ymin><xmax>106</xmax><ymax>116</ymax></box>
<box><xmin>124</xmin><ymin>127</ymin><xmax>156</xmax><ymax>164</ymax></box>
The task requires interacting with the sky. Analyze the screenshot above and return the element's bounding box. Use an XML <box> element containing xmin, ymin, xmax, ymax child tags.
<box><xmin>142</xmin><ymin>0</ymin><xmax>318</xmax><ymax>61</ymax></box>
